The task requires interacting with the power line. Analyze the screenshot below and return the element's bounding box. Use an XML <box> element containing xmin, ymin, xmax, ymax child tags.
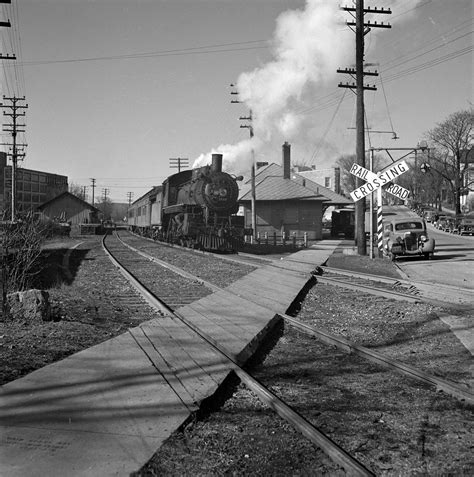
<box><xmin>10</xmin><ymin>40</ymin><xmax>269</xmax><ymax>67</ymax></box>
<box><xmin>382</xmin><ymin>30</ymin><xmax>473</xmax><ymax>73</ymax></box>
<box><xmin>310</xmin><ymin>90</ymin><xmax>347</xmax><ymax>162</ymax></box>
<box><xmin>382</xmin><ymin>45</ymin><xmax>473</xmax><ymax>83</ymax></box>
<box><xmin>296</xmin><ymin>42</ymin><xmax>472</xmax><ymax>119</ymax></box>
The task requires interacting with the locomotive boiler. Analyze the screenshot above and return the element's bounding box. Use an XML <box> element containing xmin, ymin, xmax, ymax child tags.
<box><xmin>128</xmin><ymin>154</ymin><xmax>245</xmax><ymax>252</ymax></box>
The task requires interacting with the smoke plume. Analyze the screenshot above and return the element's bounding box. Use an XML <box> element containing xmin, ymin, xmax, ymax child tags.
<box><xmin>193</xmin><ymin>0</ymin><xmax>353</xmax><ymax>173</ymax></box>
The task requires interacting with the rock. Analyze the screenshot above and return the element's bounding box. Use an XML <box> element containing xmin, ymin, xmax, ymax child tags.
<box><xmin>6</xmin><ymin>289</ymin><xmax>52</xmax><ymax>322</ymax></box>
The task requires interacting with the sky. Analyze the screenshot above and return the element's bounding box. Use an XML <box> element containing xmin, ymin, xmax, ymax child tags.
<box><xmin>0</xmin><ymin>0</ymin><xmax>472</xmax><ymax>203</ymax></box>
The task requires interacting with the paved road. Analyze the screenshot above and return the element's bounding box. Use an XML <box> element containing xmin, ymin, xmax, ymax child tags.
<box><xmin>395</xmin><ymin>224</ymin><xmax>474</xmax><ymax>291</ymax></box>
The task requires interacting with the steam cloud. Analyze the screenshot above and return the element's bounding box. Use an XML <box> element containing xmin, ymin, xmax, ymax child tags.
<box><xmin>193</xmin><ymin>0</ymin><xmax>418</xmax><ymax>175</ymax></box>
<box><xmin>193</xmin><ymin>0</ymin><xmax>353</xmax><ymax>174</ymax></box>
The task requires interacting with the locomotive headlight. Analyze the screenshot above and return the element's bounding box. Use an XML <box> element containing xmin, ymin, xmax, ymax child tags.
<box><xmin>420</xmin><ymin>235</ymin><xmax>427</xmax><ymax>242</ymax></box>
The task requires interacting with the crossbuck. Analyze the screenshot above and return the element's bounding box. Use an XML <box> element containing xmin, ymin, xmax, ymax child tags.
<box><xmin>349</xmin><ymin>160</ymin><xmax>411</xmax><ymax>256</ymax></box>
<box><xmin>349</xmin><ymin>161</ymin><xmax>410</xmax><ymax>202</ymax></box>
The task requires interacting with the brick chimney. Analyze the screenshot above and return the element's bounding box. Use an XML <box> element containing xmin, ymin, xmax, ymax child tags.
<box><xmin>282</xmin><ymin>142</ymin><xmax>291</xmax><ymax>179</ymax></box>
<box><xmin>334</xmin><ymin>167</ymin><xmax>341</xmax><ymax>194</ymax></box>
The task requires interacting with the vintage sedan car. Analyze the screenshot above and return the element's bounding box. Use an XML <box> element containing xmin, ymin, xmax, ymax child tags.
<box><xmin>454</xmin><ymin>215</ymin><xmax>474</xmax><ymax>235</ymax></box>
<box><xmin>383</xmin><ymin>216</ymin><xmax>435</xmax><ymax>260</ymax></box>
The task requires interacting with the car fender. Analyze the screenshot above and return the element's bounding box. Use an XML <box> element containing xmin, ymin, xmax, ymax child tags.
<box><xmin>421</xmin><ymin>237</ymin><xmax>435</xmax><ymax>253</ymax></box>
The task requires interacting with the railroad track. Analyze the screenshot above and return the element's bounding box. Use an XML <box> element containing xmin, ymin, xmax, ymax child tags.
<box><xmin>103</xmin><ymin>232</ymin><xmax>374</xmax><ymax>476</ymax></box>
<box><xmin>103</xmin><ymin>232</ymin><xmax>215</xmax><ymax>309</ymax></box>
<box><xmin>103</xmin><ymin>232</ymin><xmax>474</xmax><ymax>474</ymax></box>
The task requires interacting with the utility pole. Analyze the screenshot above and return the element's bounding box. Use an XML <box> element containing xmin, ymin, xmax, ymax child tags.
<box><xmin>90</xmin><ymin>178</ymin><xmax>96</xmax><ymax>206</ymax></box>
<box><xmin>169</xmin><ymin>157</ymin><xmax>189</xmax><ymax>173</ymax></box>
<box><xmin>127</xmin><ymin>191</ymin><xmax>134</xmax><ymax>207</ymax></box>
<box><xmin>102</xmin><ymin>188</ymin><xmax>110</xmax><ymax>220</ymax></box>
<box><xmin>0</xmin><ymin>3</ymin><xmax>27</xmax><ymax>221</ymax></box>
<box><xmin>231</xmin><ymin>83</ymin><xmax>257</xmax><ymax>240</ymax></box>
<box><xmin>0</xmin><ymin>1</ymin><xmax>16</xmax><ymax>62</ymax></box>
<box><xmin>239</xmin><ymin>110</ymin><xmax>257</xmax><ymax>240</ymax></box>
<box><xmin>1</xmin><ymin>96</ymin><xmax>28</xmax><ymax>221</ymax></box>
<box><xmin>82</xmin><ymin>185</ymin><xmax>87</xmax><ymax>201</ymax></box>
<box><xmin>338</xmin><ymin>1</ymin><xmax>391</xmax><ymax>256</ymax></box>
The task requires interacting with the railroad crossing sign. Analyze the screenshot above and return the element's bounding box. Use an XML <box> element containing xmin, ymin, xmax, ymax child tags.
<box><xmin>349</xmin><ymin>160</ymin><xmax>410</xmax><ymax>202</ymax></box>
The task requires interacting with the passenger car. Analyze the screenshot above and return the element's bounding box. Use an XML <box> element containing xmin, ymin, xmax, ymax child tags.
<box><xmin>383</xmin><ymin>216</ymin><xmax>435</xmax><ymax>260</ymax></box>
<box><xmin>454</xmin><ymin>215</ymin><xmax>474</xmax><ymax>235</ymax></box>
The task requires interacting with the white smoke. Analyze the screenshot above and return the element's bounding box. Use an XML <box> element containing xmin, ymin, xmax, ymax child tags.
<box><xmin>193</xmin><ymin>137</ymin><xmax>262</xmax><ymax>176</ymax></box>
<box><xmin>193</xmin><ymin>0</ymin><xmax>353</xmax><ymax>172</ymax></box>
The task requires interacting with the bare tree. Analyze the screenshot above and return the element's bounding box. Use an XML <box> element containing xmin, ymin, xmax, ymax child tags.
<box><xmin>397</xmin><ymin>165</ymin><xmax>445</xmax><ymax>209</ymax></box>
<box><xmin>69</xmin><ymin>182</ymin><xmax>86</xmax><ymax>201</ymax></box>
<box><xmin>96</xmin><ymin>196</ymin><xmax>112</xmax><ymax>221</ymax></box>
<box><xmin>1</xmin><ymin>215</ymin><xmax>47</xmax><ymax>311</ymax></box>
<box><xmin>336</xmin><ymin>153</ymin><xmax>388</xmax><ymax>196</ymax></box>
<box><xmin>426</xmin><ymin>108</ymin><xmax>473</xmax><ymax>214</ymax></box>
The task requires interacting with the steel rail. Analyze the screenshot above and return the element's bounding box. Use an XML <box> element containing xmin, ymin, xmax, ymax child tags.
<box><xmin>319</xmin><ymin>265</ymin><xmax>414</xmax><ymax>286</ymax></box>
<box><xmin>102</xmin><ymin>234</ymin><xmax>374</xmax><ymax>476</ymax></box>
<box><xmin>114</xmin><ymin>232</ymin><xmax>222</xmax><ymax>293</ymax></box>
<box><xmin>316</xmin><ymin>275</ymin><xmax>423</xmax><ymax>303</ymax></box>
<box><xmin>282</xmin><ymin>313</ymin><xmax>474</xmax><ymax>405</ymax></box>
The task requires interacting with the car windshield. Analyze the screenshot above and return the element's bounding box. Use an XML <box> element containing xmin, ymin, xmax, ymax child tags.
<box><xmin>395</xmin><ymin>222</ymin><xmax>423</xmax><ymax>231</ymax></box>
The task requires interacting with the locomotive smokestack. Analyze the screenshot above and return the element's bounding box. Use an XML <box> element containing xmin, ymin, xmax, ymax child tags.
<box><xmin>282</xmin><ymin>142</ymin><xmax>291</xmax><ymax>179</ymax></box>
<box><xmin>211</xmin><ymin>153</ymin><xmax>223</xmax><ymax>173</ymax></box>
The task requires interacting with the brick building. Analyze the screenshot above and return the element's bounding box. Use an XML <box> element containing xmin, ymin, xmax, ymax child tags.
<box><xmin>0</xmin><ymin>152</ymin><xmax>68</xmax><ymax>218</ymax></box>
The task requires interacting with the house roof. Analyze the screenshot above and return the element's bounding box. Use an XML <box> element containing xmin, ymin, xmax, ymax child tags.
<box><xmin>37</xmin><ymin>191</ymin><xmax>100</xmax><ymax>212</ymax></box>
<box><xmin>238</xmin><ymin>162</ymin><xmax>352</xmax><ymax>205</ymax></box>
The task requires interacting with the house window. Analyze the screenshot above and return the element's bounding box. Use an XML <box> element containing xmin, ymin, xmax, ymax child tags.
<box><xmin>325</xmin><ymin>177</ymin><xmax>331</xmax><ymax>188</ymax></box>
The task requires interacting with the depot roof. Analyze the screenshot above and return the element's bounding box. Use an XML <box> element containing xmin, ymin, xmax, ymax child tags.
<box><xmin>238</xmin><ymin>163</ymin><xmax>352</xmax><ymax>205</ymax></box>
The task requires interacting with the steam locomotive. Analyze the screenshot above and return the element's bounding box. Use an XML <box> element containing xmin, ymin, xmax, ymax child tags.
<box><xmin>127</xmin><ymin>154</ymin><xmax>247</xmax><ymax>252</ymax></box>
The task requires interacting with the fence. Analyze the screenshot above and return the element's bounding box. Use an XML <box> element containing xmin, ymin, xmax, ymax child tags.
<box><xmin>239</xmin><ymin>231</ymin><xmax>309</xmax><ymax>254</ymax></box>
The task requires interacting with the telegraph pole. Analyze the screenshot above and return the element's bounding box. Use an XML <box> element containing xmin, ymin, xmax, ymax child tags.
<box><xmin>231</xmin><ymin>83</ymin><xmax>257</xmax><ymax>240</ymax></box>
<box><xmin>169</xmin><ymin>157</ymin><xmax>189</xmax><ymax>173</ymax></box>
<box><xmin>127</xmin><ymin>191</ymin><xmax>134</xmax><ymax>207</ymax></box>
<box><xmin>0</xmin><ymin>3</ymin><xmax>24</xmax><ymax>220</ymax></box>
<box><xmin>239</xmin><ymin>110</ymin><xmax>257</xmax><ymax>240</ymax></box>
<box><xmin>338</xmin><ymin>0</ymin><xmax>391</xmax><ymax>255</ymax></box>
<box><xmin>90</xmin><ymin>178</ymin><xmax>96</xmax><ymax>206</ymax></box>
<box><xmin>1</xmin><ymin>96</ymin><xmax>28</xmax><ymax>221</ymax></box>
<box><xmin>102</xmin><ymin>188</ymin><xmax>109</xmax><ymax>201</ymax></box>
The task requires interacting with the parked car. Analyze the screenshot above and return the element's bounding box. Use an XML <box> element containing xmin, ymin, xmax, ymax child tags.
<box><xmin>424</xmin><ymin>210</ymin><xmax>438</xmax><ymax>223</ymax></box>
<box><xmin>383</xmin><ymin>216</ymin><xmax>435</xmax><ymax>260</ymax></box>
<box><xmin>442</xmin><ymin>217</ymin><xmax>457</xmax><ymax>233</ymax></box>
<box><xmin>433</xmin><ymin>215</ymin><xmax>448</xmax><ymax>229</ymax></box>
<box><xmin>454</xmin><ymin>215</ymin><xmax>474</xmax><ymax>235</ymax></box>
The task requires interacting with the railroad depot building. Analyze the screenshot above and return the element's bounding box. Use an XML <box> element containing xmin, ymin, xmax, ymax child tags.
<box><xmin>238</xmin><ymin>142</ymin><xmax>352</xmax><ymax>240</ymax></box>
<box><xmin>36</xmin><ymin>191</ymin><xmax>100</xmax><ymax>226</ymax></box>
<box><xmin>0</xmin><ymin>152</ymin><xmax>68</xmax><ymax>217</ymax></box>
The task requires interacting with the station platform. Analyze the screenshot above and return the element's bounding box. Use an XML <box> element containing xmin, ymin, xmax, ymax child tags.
<box><xmin>0</xmin><ymin>241</ymin><xmax>342</xmax><ymax>476</ymax></box>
